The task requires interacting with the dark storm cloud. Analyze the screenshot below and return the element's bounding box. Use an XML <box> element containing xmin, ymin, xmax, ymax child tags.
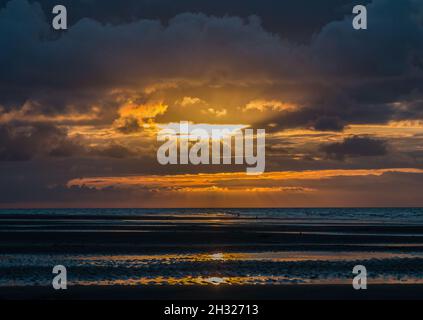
<box><xmin>393</xmin><ymin>91</ymin><xmax>423</xmax><ymax>121</ymax></box>
<box><xmin>313</xmin><ymin>0</ymin><xmax>423</xmax><ymax>78</ymax></box>
<box><xmin>313</xmin><ymin>116</ymin><xmax>345</xmax><ymax>132</ymax></box>
<box><xmin>0</xmin><ymin>122</ymin><xmax>83</xmax><ymax>160</ymax></box>
<box><xmin>0</xmin><ymin>0</ymin><xmax>371</xmax><ymax>42</ymax></box>
<box><xmin>259</xmin><ymin>94</ymin><xmax>395</xmax><ymax>132</ymax></box>
<box><xmin>1</xmin><ymin>0</ymin><xmax>423</xmax><ymax>130</ymax></box>
<box><xmin>0</xmin><ymin>0</ymin><xmax>308</xmax><ymax>116</ymax></box>
<box><xmin>90</xmin><ymin>143</ymin><xmax>136</xmax><ymax>159</ymax></box>
<box><xmin>265</xmin><ymin>0</ymin><xmax>423</xmax><ymax>131</ymax></box>
<box><xmin>0</xmin><ymin>122</ymin><xmax>139</xmax><ymax>161</ymax></box>
<box><xmin>320</xmin><ymin>136</ymin><xmax>388</xmax><ymax>160</ymax></box>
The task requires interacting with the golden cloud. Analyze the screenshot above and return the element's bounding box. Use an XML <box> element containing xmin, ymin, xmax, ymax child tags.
<box><xmin>67</xmin><ymin>168</ymin><xmax>423</xmax><ymax>192</ymax></box>
<box><xmin>244</xmin><ymin>99</ymin><xmax>297</xmax><ymax>112</ymax></box>
<box><xmin>113</xmin><ymin>100</ymin><xmax>168</xmax><ymax>134</ymax></box>
<box><xmin>177</xmin><ymin>97</ymin><xmax>206</xmax><ymax>107</ymax></box>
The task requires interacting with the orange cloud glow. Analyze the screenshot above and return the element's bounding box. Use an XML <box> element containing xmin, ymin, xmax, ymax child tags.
<box><xmin>67</xmin><ymin>168</ymin><xmax>423</xmax><ymax>192</ymax></box>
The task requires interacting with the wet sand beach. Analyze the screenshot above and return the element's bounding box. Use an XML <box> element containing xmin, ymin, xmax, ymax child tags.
<box><xmin>1</xmin><ymin>208</ymin><xmax>423</xmax><ymax>299</ymax></box>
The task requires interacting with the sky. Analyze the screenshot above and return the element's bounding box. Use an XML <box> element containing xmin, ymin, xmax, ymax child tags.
<box><xmin>1</xmin><ymin>0</ymin><xmax>423</xmax><ymax>208</ymax></box>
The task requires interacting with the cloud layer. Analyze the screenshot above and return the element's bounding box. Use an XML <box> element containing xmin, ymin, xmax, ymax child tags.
<box><xmin>0</xmin><ymin>0</ymin><xmax>423</xmax><ymax>206</ymax></box>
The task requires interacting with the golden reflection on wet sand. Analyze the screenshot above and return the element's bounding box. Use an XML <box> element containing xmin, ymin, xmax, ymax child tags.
<box><xmin>76</xmin><ymin>276</ymin><xmax>423</xmax><ymax>286</ymax></box>
<box><xmin>78</xmin><ymin>251</ymin><xmax>423</xmax><ymax>262</ymax></box>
